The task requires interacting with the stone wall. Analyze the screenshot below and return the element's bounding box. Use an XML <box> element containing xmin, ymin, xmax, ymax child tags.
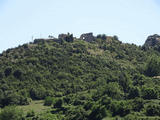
<box><xmin>80</xmin><ymin>33</ymin><xmax>95</xmax><ymax>42</ymax></box>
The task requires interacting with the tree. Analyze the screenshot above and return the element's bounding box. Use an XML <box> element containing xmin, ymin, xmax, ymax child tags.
<box><xmin>96</xmin><ymin>34</ymin><xmax>106</xmax><ymax>40</ymax></box>
<box><xmin>118</xmin><ymin>72</ymin><xmax>132</xmax><ymax>92</ymax></box>
<box><xmin>13</xmin><ymin>69</ymin><xmax>22</xmax><ymax>79</ymax></box>
<box><xmin>88</xmin><ymin>105</ymin><xmax>107</xmax><ymax>120</ymax></box>
<box><xmin>132</xmin><ymin>98</ymin><xmax>144</xmax><ymax>112</ymax></box>
<box><xmin>145</xmin><ymin>57</ymin><xmax>160</xmax><ymax>77</ymax></box>
<box><xmin>29</xmin><ymin>87</ymin><xmax>46</xmax><ymax>100</ymax></box>
<box><xmin>2</xmin><ymin>92</ymin><xmax>21</xmax><ymax>106</ymax></box>
<box><xmin>146</xmin><ymin>104</ymin><xmax>160</xmax><ymax>116</ymax></box>
<box><xmin>113</xmin><ymin>35</ymin><xmax>119</xmax><ymax>40</ymax></box>
<box><xmin>4</xmin><ymin>67</ymin><xmax>12</xmax><ymax>77</ymax></box>
<box><xmin>109</xmin><ymin>101</ymin><xmax>131</xmax><ymax>117</ymax></box>
<box><xmin>54</xmin><ymin>99</ymin><xmax>63</xmax><ymax>108</ymax></box>
<box><xmin>66</xmin><ymin>107</ymin><xmax>89</xmax><ymax>120</ymax></box>
<box><xmin>0</xmin><ymin>106</ymin><xmax>24</xmax><ymax>120</ymax></box>
<box><xmin>26</xmin><ymin>110</ymin><xmax>35</xmax><ymax>117</ymax></box>
<box><xmin>65</xmin><ymin>33</ymin><xmax>74</xmax><ymax>42</ymax></box>
<box><xmin>44</xmin><ymin>96</ymin><xmax>54</xmax><ymax>106</ymax></box>
<box><xmin>104</xmin><ymin>82</ymin><xmax>124</xmax><ymax>99</ymax></box>
<box><xmin>142</xmin><ymin>87</ymin><xmax>158</xmax><ymax>100</ymax></box>
<box><xmin>128</xmin><ymin>87</ymin><xmax>140</xmax><ymax>99</ymax></box>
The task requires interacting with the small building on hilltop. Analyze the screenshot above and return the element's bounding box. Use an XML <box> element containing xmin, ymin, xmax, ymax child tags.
<box><xmin>80</xmin><ymin>33</ymin><xmax>95</xmax><ymax>42</ymax></box>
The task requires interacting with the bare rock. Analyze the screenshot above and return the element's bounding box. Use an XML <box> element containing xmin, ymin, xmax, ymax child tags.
<box><xmin>144</xmin><ymin>34</ymin><xmax>160</xmax><ymax>47</ymax></box>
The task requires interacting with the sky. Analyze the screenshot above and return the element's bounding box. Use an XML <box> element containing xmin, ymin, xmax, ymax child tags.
<box><xmin>0</xmin><ymin>0</ymin><xmax>160</xmax><ymax>52</ymax></box>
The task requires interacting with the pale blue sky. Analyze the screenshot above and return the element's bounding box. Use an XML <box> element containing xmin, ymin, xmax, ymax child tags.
<box><xmin>0</xmin><ymin>0</ymin><xmax>160</xmax><ymax>52</ymax></box>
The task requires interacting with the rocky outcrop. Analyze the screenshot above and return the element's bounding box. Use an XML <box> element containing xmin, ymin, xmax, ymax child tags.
<box><xmin>80</xmin><ymin>33</ymin><xmax>95</xmax><ymax>42</ymax></box>
<box><xmin>144</xmin><ymin>34</ymin><xmax>160</xmax><ymax>47</ymax></box>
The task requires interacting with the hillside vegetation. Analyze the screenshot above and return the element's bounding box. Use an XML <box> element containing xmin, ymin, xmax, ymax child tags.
<box><xmin>0</xmin><ymin>33</ymin><xmax>160</xmax><ymax>120</ymax></box>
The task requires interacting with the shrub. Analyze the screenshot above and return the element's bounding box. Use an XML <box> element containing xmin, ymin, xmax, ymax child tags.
<box><xmin>128</xmin><ymin>87</ymin><xmax>140</xmax><ymax>99</ymax></box>
<box><xmin>0</xmin><ymin>106</ymin><xmax>24</xmax><ymax>120</ymax></box>
<box><xmin>109</xmin><ymin>101</ymin><xmax>131</xmax><ymax>117</ymax></box>
<box><xmin>44</xmin><ymin>96</ymin><xmax>54</xmax><ymax>106</ymax></box>
<box><xmin>113</xmin><ymin>35</ymin><xmax>119</xmax><ymax>40</ymax></box>
<box><xmin>142</xmin><ymin>87</ymin><xmax>158</xmax><ymax>99</ymax></box>
<box><xmin>54</xmin><ymin>99</ymin><xmax>63</xmax><ymax>108</ymax></box>
<box><xmin>146</xmin><ymin>104</ymin><xmax>160</xmax><ymax>116</ymax></box>
<box><xmin>132</xmin><ymin>98</ymin><xmax>144</xmax><ymax>112</ymax></box>
<box><xmin>30</xmin><ymin>87</ymin><xmax>46</xmax><ymax>100</ymax></box>
<box><xmin>4</xmin><ymin>67</ymin><xmax>12</xmax><ymax>77</ymax></box>
<box><xmin>88</xmin><ymin>105</ymin><xmax>107</xmax><ymax>120</ymax></box>
<box><xmin>145</xmin><ymin>57</ymin><xmax>160</xmax><ymax>77</ymax></box>
<box><xmin>104</xmin><ymin>82</ymin><xmax>124</xmax><ymax>99</ymax></box>
<box><xmin>13</xmin><ymin>69</ymin><xmax>22</xmax><ymax>79</ymax></box>
<box><xmin>26</xmin><ymin>110</ymin><xmax>35</xmax><ymax>117</ymax></box>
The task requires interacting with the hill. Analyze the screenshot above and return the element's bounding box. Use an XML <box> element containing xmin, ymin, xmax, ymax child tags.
<box><xmin>0</xmin><ymin>33</ymin><xmax>160</xmax><ymax>120</ymax></box>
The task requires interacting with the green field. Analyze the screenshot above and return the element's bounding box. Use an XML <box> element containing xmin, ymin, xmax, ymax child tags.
<box><xmin>18</xmin><ymin>100</ymin><xmax>51</xmax><ymax>114</ymax></box>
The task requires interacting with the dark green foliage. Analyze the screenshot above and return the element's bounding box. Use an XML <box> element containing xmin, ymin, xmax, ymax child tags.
<box><xmin>146</xmin><ymin>104</ymin><xmax>160</xmax><ymax>116</ymax></box>
<box><xmin>96</xmin><ymin>34</ymin><xmax>106</xmax><ymax>40</ymax></box>
<box><xmin>26</xmin><ymin>110</ymin><xmax>35</xmax><ymax>117</ymax></box>
<box><xmin>13</xmin><ymin>69</ymin><xmax>22</xmax><ymax>79</ymax></box>
<box><xmin>4</xmin><ymin>67</ymin><xmax>12</xmax><ymax>77</ymax></box>
<box><xmin>65</xmin><ymin>107</ymin><xmax>89</xmax><ymax>120</ymax></box>
<box><xmin>30</xmin><ymin>87</ymin><xmax>46</xmax><ymax>100</ymax></box>
<box><xmin>118</xmin><ymin>72</ymin><xmax>132</xmax><ymax>92</ymax></box>
<box><xmin>132</xmin><ymin>98</ymin><xmax>144</xmax><ymax>112</ymax></box>
<box><xmin>1</xmin><ymin>92</ymin><xmax>21</xmax><ymax>106</ymax></box>
<box><xmin>0</xmin><ymin>106</ymin><xmax>24</xmax><ymax>120</ymax></box>
<box><xmin>44</xmin><ymin>96</ymin><xmax>54</xmax><ymax>106</ymax></box>
<box><xmin>65</xmin><ymin>33</ymin><xmax>74</xmax><ymax>42</ymax></box>
<box><xmin>113</xmin><ymin>35</ymin><xmax>119</xmax><ymax>40</ymax></box>
<box><xmin>128</xmin><ymin>87</ymin><xmax>140</xmax><ymax>99</ymax></box>
<box><xmin>54</xmin><ymin>99</ymin><xmax>63</xmax><ymax>108</ymax></box>
<box><xmin>104</xmin><ymin>82</ymin><xmax>124</xmax><ymax>99</ymax></box>
<box><xmin>88</xmin><ymin>105</ymin><xmax>107</xmax><ymax>120</ymax></box>
<box><xmin>108</xmin><ymin>101</ymin><xmax>131</xmax><ymax>117</ymax></box>
<box><xmin>0</xmin><ymin>34</ymin><xmax>160</xmax><ymax>119</ymax></box>
<box><xmin>142</xmin><ymin>87</ymin><xmax>158</xmax><ymax>99</ymax></box>
<box><xmin>145</xmin><ymin>57</ymin><xmax>160</xmax><ymax>77</ymax></box>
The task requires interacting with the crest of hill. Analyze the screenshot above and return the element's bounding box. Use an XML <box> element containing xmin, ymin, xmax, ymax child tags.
<box><xmin>144</xmin><ymin>34</ymin><xmax>160</xmax><ymax>47</ymax></box>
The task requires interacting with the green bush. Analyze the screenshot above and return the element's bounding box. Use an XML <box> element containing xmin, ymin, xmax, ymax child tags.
<box><xmin>104</xmin><ymin>82</ymin><xmax>124</xmax><ymax>99</ymax></box>
<box><xmin>13</xmin><ymin>69</ymin><xmax>22</xmax><ymax>79</ymax></box>
<box><xmin>0</xmin><ymin>106</ymin><xmax>24</xmax><ymax>120</ymax></box>
<box><xmin>44</xmin><ymin>96</ymin><xmax>54</xmax><ymax>106</ymax></box>
<box><xmin>53</xmin><ymin>99</ymin><xmax>63</xmax><ymax>108</ymax></box>
<box><xmin>88</xmin><ymin>105</ymin><xmax>107</xmax><ymax>120</ymax></box>
<box><xmin>26</xmin><ymin>110</ymin><xmax>35</xmax><ymax>117</ymax></box>
<box><xmin>142</xmin><ymin>87</ymin><xmax>158</xmax><ymax>99</ymax></box>
<box><xmin>128</xmin><ymin>87</ymin><xmax>140</xmax><ymax>99</ymax></box>
<box><xmin>145</xmin><ymin>57</ymin><xmax>160</xmax><ymax>77</ymax></box>
<box><xmin>132</xmin><ymin>98</ymin><xmax>144</xmax><ymax>112</ymax></box>
<box><xmin>109</xmin><ymin>101</ymin><xmax>131</xmax><ymax>117</ymax></box>
<box><xmin>146</xmin><ymin>104</ymin><xmax>160</xmax><ymax>116</ymax></box>
<box><xmin>4</xmin><ymin>67</ymin><xmax>12</xmax><ymax>77</ymax></box>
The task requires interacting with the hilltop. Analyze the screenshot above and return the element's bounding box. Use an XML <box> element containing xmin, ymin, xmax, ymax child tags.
<box><xmin>0</xmin><ymin>33</ymin><xmax>160</xmax><ymax>120</ymax></box>
<box><xmin>144</xmin><ymin>34</ymin><xmax>160</xmax><ymax>47</ymax></box>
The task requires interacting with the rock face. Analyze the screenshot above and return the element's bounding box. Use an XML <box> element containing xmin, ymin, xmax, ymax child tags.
<box><xmin>144</xmin><ymin>34</ymin><xmax>160</xmax><ymax>47</ymax></box>
<box><xmin>80</xmin><ymin>33</ymin><xmax>95</xmax><ymax>42</ymax></box>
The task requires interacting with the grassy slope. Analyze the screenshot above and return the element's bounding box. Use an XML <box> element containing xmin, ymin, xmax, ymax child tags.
<box><xmin>18</xmin><ymin>100</ymin><xmax>51</xmax><ymax>114</ymax></box>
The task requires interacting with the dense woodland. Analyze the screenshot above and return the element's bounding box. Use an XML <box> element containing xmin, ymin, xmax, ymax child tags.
<box><xmin>0</xmin><ymin>33</ymin><xmax>160</xmax><ymax>120</ymax></box>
